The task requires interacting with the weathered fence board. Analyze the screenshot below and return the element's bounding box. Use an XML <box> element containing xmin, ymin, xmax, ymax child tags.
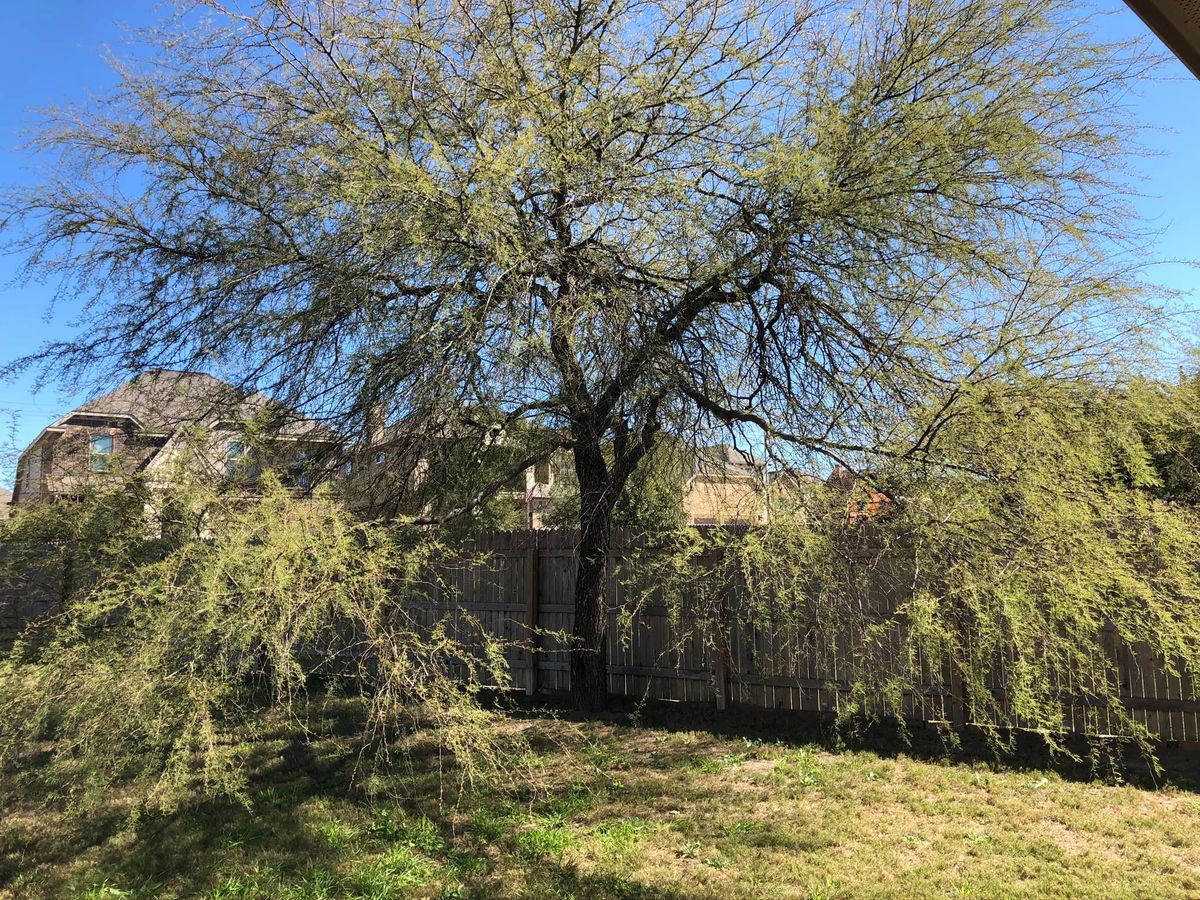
<box><xmin>434</xmin><ymin>528</ymin><xmax>1200</xmax><ymax>742</ymax></box>
<box><xmin>4</xmin><ymin>527</ymin><xmax>1198</xmax><ymax>741</ymax></box>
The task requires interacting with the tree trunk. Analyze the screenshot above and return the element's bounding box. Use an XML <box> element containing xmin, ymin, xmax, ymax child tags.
<box><xmin>571</xmin><ymin>438</ymin><xmax>615</xmax><ymax>710</ymax></box>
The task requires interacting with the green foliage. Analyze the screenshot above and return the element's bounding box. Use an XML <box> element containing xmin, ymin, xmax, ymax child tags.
<box><xmin>517</xmin><ymin>820</ymin><xmax>575</xmax><ymax>859</ymax></box>
<box><xmin>1125</xmin><ymin>373</ymin><xmax>1200</xmax><ymax>504</ymax></box>
<box><xmin>545</xmin><ymin>442</ymin><xmax>688</xmax><ymax>532</ymax></box>
<box><xmin>404</xmin><ymin>418</ymin><xmax>554</xmax><ymax>533</ymax></box>
<box><xmin>1</xmin><ymin>0</ymin><xmax>1167</xmax><ymax>706</ymax></box>
<box><xmin>771</xmin><ymin>750</ymin><xmax>825</xmax><ymax>788</ymax></box>
<box><xmin>889</xmin><ymin>376</ymin><xmax>1200</xmax><ymax>754</ymax></box>
<box><xmin>0</xmin><ymin>468</ymin><xmax>522</xmax><ymax>814</ymax></box>
<box><xmin>613</xmin><ymin>442</ymin><xmax>689</xmax><ymax>532</ymax></box>
<box><xmin>632</xmin><ymin>374</ymin><xmax>1200</xmax><ymax>761</ymax></box>
<box><xmin>0</xmin><ymin>474</ymin><xmax>163</xmax><ymax>609</ymax></box>
<box><xmin>593</xmin><ymin>818</ymin><xmax>649</xmax><ymax>860</ymax></box>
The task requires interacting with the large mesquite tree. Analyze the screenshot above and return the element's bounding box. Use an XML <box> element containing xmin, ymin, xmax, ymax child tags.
<box><xmin>3</xmin><ymin>0</ymin><xmax>1159</xmax><ymax>707</ymax></box>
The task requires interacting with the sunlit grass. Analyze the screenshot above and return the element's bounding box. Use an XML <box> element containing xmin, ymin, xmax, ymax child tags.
<box><xmin>2</xmin><ymin>700</ymin><xmax>1198</xmax><ymax>899</ymax></box>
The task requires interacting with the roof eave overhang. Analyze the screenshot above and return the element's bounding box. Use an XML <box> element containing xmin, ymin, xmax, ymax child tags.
<box><xmin>56</xmin><ymin>410</ymin><xmax>145</xmax><ymax>430</ymax></box>
<box><xmin>16</xmin><ymin>411</ymin><xmax>145</xmax><ymax>464</ymax></box>
<box><xmin>1125</xmin><ymin>0</ymin><xmax>1200</xmax><ymax>80</ymax></box>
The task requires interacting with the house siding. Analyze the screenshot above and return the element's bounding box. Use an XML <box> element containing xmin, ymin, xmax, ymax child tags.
<box><xmin>682</xmin><ymin>474</ymin><xmax>766</xmax><ymax>525</ymax></box>
<box><xmin>13</xmin><ymin>423</ymin><xmax>160</xmax><ymax>508</ymax></box>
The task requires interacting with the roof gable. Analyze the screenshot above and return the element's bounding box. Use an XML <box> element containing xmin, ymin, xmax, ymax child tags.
<box><xmin>16</xmin><ymin>370</ymin><xmax>335</xmax><ymax>466</ymax></box>
<box><xmin>75</xmin><ymin>370</ymin><xmax>273</xmax><ymax>432</ymax></box>
<box><xmin>70</xmin><ymin>370</ymin><xmax>333</xmax><ymax>439</ymax></box>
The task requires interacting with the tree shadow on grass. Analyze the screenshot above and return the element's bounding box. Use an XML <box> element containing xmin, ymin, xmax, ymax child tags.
<box><xmin>500</xmin><ymin>692</ymin><xmax>1200</xmax><ymax>793</ymax></box>
<box><xmin>0</xmin><ymin>734</ymin><xmax>359</xmax><ymax>896</ymax></box>
<box><xmin>4</xmin><ymin>788</ymin><xmax>685</xmax><ymax>899</ymax></box>
<box><xmin>0</xmin><ymin>698</ymin><xmax>679</xmax><ymax>899</ymax></box>
<box><xmin>5</xmin><ymin>692</ymin><xmax>1197</xmax><ymax>897</ymax></box>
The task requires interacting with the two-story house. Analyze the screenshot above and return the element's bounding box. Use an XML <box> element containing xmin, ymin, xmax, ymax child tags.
<box><xmin>345</xmin><ymin>414</ymin><xmax>560</xmax><ymax>526</ymax></box>
<box><xmin>684</xmin><ymin>444</ymin><xmax>769</xmax><ymax>526</ymax></box>
<box><xmin>11</xmin><ymin>370</ymin><xmax>334</xmax><ymax>508</ymax></box>
<box><xmin>344</xmin><ymin>410</ymin><xmax>772</xmax><ymax>529</ymax></box>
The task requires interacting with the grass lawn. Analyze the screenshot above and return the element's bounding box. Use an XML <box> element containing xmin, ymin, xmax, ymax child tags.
<box><xmin>2</xmin><ymin>699</ymin><xmax>1198</xmax><ymax>899</ymax></box>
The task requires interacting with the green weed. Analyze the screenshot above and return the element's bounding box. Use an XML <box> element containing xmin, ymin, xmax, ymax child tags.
<box><xmin>517</xmin><ymin>822</ymin><xmax>575</xmax><ymax>859</ymax></box>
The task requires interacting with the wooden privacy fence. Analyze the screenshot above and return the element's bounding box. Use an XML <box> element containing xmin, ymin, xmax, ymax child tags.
<box><xmin>0</xmin><ymin>544</ymin><xmax>65</xmax><ymax>646</ymax></box>
<box><xmin>3</xmin><ymin>528</ymin><xmax>1197</xmax><ymax>741</ymax></box>
<box><xmin>408</xmin><ymin>528</ymin><xmax>1200</xmax><ymax>742</ymax></box>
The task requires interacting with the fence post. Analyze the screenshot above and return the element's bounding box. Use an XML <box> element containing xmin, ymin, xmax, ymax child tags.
<box><xmin>524</xmin><ymin>543</ymin><xmax>540</xmax><ymax>696</ymax></box>
<box><xmin>947</xmin><ymin>653</ymin><xmax>967</xmax><ymax>728</ymax></box>
<box><xmin>714</xmin><ymin>544</ymin><xmax>732</xmax><ymax>711</ymax></box>
<box><xmin>714</xmin><ymin>656</ymin><xmax>729</xmax><ymax>711</ymax></box>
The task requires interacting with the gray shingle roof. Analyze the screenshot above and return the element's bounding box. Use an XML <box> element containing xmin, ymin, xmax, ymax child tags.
<box><xmin>72</xmin><ymin>370</ymin><xmax>328</xmax><ymax>437</ymax></box>
<box><xmin>694</xmin><ymin>444</ymin><xmax>763</xmax><ymax>477</ymax></box>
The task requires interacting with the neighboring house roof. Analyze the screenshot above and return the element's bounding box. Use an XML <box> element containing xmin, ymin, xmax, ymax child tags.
<box><xmin>694</xmin><ymin>444</ymin><xmax>764</xmax><ymax>479</ymax></box>
<box><xmin>825</xmin><ymin>464</ymin><xmax>860</xmax><ymax>491</ymax></box>
<box><xmin>825</xmin><ymin>465</ymin><xmax>891</xmax><ymax>521</ymax></box>
<box><xmin>767</xmin><ymin>468</ymin><xmax>823</xmax><ymax>490</ymax></box>
<box><xmin>70</xmin><ymin>370</ymin><xmax>326</xmax><ymax>438</ymax></box>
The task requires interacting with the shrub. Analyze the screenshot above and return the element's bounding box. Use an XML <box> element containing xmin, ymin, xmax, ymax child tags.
<box><xmin>0</xmin><ymin>467</ymin><xmax>521</xmax><ymax>813</ymax></box>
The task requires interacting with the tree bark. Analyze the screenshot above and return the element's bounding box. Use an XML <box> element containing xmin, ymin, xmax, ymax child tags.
<box><xmin>570</xmin><ymin>435</ymin><xmax>615</xmax><ymax>710</ymax></box>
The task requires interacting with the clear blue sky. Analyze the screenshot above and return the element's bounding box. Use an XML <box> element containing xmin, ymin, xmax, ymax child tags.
<box><xmin>0</xmin><ymin>1</ymin><xmax>1198</xmax><ymax>489</ymax></box>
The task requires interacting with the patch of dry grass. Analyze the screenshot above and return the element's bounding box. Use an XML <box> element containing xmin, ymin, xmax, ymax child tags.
<box><xmin>2</xmin><ymin>699</ymin><xmax>1198</xmax><ymax>899</ymax></box>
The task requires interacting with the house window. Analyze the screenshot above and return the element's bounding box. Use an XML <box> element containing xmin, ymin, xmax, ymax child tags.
<box><xmin>294</xmin><ymin>450</ymin><xmax>311</xmax><ymax>489</ymax></box>
<box><xmin>226</xmin><ymin>440</ymin><xmax>246</xmax><ymax>475</ymax></box>
<box><xmin>89</xmin><ymin>434</ymin><xmax>113</xmax><ymax>472</ymax></box>
<box><xmin>534</xmin><ymin>460</ymin><xmax>551</xmax><ymax>484</ymax></box>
